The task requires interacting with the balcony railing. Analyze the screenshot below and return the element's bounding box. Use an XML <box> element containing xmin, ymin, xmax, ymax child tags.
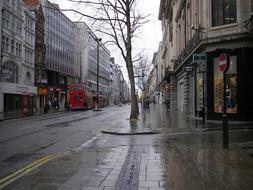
<box><xmin>174</xmin><ymin>29</ymin><xmax>202</xmax><ymax>69</ymax></box>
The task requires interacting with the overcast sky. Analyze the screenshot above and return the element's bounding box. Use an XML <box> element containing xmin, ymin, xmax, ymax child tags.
<box><xmin>50</xmin><ymin>0</ymin><xmax>162</xmax><ymax>79</ymax></box>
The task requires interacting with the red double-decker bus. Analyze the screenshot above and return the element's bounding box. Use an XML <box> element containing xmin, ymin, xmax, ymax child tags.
<box><xmin>68</xmin><ymin>84</ymin><xmax>88</xmax><ymax>110</ymax></box>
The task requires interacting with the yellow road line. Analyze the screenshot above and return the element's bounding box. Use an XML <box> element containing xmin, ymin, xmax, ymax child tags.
<box><xmin>92</xmin><ymin>125</ymin><xmax>112</xmax><ymax>134</ymax></box>
<box><xmin>0</xmin><ymin>153</ymin><xmax>66</xmax><ymax>189</ymax></box>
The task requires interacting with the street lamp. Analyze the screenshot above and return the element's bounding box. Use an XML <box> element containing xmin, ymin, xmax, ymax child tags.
<box><xmin>94</xmin><ymin>37</ymin><xmax>102</xmax><ymax>111</ymax></box>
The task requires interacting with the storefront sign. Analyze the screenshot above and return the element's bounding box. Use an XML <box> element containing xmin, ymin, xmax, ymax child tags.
<box><xmin>38</xmin><ymin>88</ymin><xmax>48</xmax><ymax>96</ymax></box>
<box><xmin>16</xmin><ymin>86</ymin><xmax>29</xmax><ymax>93</ymax></box>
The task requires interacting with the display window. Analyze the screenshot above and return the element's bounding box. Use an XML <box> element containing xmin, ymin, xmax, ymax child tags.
<box><xmin>214</xmin><ymin>56</ymin><xmax>237</xmax><ymax>113</ymax></box>
<box><xmin>196</xmin><ymin>72</ymin><xmax>204</xmax><ymax>111</ymax></box>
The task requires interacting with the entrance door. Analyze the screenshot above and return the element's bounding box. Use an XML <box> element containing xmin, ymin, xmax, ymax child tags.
<box><xmin>177</xmin><ymin>79</ymin><xmax>184</xmax><ymax>112</ymax></box>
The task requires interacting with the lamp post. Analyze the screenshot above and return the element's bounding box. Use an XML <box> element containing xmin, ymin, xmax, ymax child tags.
<box><xmin>95</xmin><ymin>38</ymin><xmax>102</xmax><ymax>111</ymax></box>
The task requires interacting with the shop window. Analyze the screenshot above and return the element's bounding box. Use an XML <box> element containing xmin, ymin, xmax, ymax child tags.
<box><xmin>212</xmin><ymin>0</ymin><xmax>237</xmax><ymax>27</ymax></box>
<box><xmin>4</xmin><ymin>94</ymin><xmax>21</xmax><ymax>118</ymax></box>
<box><xmin>213</xmin><ymin>56</ymin><xmax>237</xmax><ymax>113</ymax></box>
<box><xmin>196</xmin><ymin>72</ymin><xmax>204</xmax><ymax>112</ymax></box>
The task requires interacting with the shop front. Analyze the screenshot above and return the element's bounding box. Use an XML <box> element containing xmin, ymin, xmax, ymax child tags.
<box><xmin>47</xmin><ymin>87</ymin><xmax>66</xmax><ymax>111</ymax></box>
<box><xmin>0</xmin><ymin>82</ymin><xmax>37</xmax><ymax>119</ymax></box>
<box><xmin>37</xmin><ymin>87</ymin><xmax>48</xmax><ymax>114</ymax></box>
<box><xmin>206</xmin><ymin>48</ymin><xmax>253</xmax><ymax>120</ymax></box>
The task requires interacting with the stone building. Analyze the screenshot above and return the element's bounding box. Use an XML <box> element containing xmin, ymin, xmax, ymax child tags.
<box><xmin>158</xmin><ymin>0</ymin><xmax>253</xmax><ymax>120</ymax></box>
<box><xmin>75</xmin><ymin>22</ymin><xmax>111</xmax><ymax>108</ymax></box>
<box><xmin>0</xmin><ymin>0</ymin><xmax>36</xmax><ymax>119</ymax></box>
<box><xmin>24</xmin><ymin>1</ymin><xmax>47</xmax><ymax>114</ymax></box>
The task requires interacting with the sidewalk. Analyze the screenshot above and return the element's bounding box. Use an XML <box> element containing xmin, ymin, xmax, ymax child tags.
<box><xmin>103</xmin><ymin>104</ymin><xmax>253</xmax><ymax>135</ymax></box>
<box><xmin>1</xmin><ymin>104</ymin><xmax>253</xmax><ymax>190</ymax></box>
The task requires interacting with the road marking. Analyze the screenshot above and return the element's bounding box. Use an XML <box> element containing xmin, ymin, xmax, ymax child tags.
<box><xmin>80</xmin><ymin>136</ymin><xmax>98</xmax><ymax>147</ymax></box>
<box><xmin>92</xmin><ymin>125</ymin><xmax>113</xmax><ymax>134</ymax></box>
<box><xmin>0</xmin><ymin>153</ymin><xmax>66</xmax><ymax>189</ymax></box>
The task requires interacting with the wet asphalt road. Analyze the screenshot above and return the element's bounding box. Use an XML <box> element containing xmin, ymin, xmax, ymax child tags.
<box><xmin>0</xmin><ymin>104</ymin><xmax>253</xmax><ymax>190</ymax></box>
<box><xmin>0</xmin><ymin>106</ymin><xmax>130</xmax><ymax>179</ymax></box>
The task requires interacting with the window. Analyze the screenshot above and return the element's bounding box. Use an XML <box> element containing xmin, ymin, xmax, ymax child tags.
<box><xmin>11</xmin><ymin>0</ymin><xmax>15</xmax><ymax>8</ymax></box>
<box><xmin>3</xmin><ymin>11</ymin><xmax>10</xmax><ymax>29</ymax></box>
<box><xmin>3</xmin><ymin>0</ymin><xmax>9</xmax><ymax>6</ymax></box>
<box><xmin>16</xmin><ymin>42</ymin><xmax>21</xmax><ymax>57</ymax></box>
<box><xmin>11</xmin><ymin>39</ymin><xmax>15</xmax><ymax>54</ymax></box>
<box><xmin>212</xmin><ymin>0</ymin><xmax>237</xmax><ymax>27</ymax></box>
<box><xmin>2</xmin><ymin>36</ymin><xmax>9</xmax><ymax>52</ymax></box>
<box><xmin>251</xmin><ymin>0</ymin><xmax>253</xmax><ymax>13</ymax></box>
<box><xmin>71</xmin><ymin>86</ymin><xmax>81</xmax><ymax>91</ymax></box>
<box><xmin>16</xmin><ymin>2</ymin><xmax>22</xmax><ymax>14</ymax></box>
<box><xmin>2</xmin><ymin>62</ymin><xmax>18</xmax><ymax>83</ymax></box>
<box><xmin>25</xmin><ymin>72</ymin><xmax>32</xmax><ymax>85</ymax></box>
<box><xmin>16</xmin><ymin>21</ymin><xmax>22</xmax><ymax>36</ymax></box>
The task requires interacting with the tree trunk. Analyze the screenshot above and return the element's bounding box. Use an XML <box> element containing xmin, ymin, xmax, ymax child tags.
<box><xmin>127</xmin><ymin>58</ymin><xmax>139</xmax><ymax>119</ymax></box>
<box><xmin>125</xmin><ymin>0</ymin><xmax>139</xmax><ymax>119</ymax></box>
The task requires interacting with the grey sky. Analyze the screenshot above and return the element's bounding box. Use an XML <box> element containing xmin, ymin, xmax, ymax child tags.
<box><xmin>50</xmin><ymin>0</ymin><xmax>162</xmax><ymax>79</ymax></box>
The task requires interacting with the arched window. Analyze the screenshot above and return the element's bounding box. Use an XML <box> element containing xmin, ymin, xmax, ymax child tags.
<box><xmin>25</xmin><ymin>72</ymin><xmax>32</xmax><ymax>85</ymax></box>
<box><xmin>2</xmin><ymin>61</ymin><xmax>18</xmax><ymax>83</ymax></box>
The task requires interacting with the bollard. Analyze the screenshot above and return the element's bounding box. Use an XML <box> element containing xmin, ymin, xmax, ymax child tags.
<box><xmin>222</xmin><ymin>114</ymin><xmax>229</xmax><ymax>149</ymax></box>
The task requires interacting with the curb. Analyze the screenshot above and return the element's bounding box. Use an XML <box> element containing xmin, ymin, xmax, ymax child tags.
<box><xmin>202</xmin><ymin>126</ymin><xmax>253</xmax><ymax>132</ymax></box>
<box><xmin>101</xmin><ymin>130</ymin><xmax>161</xmax><ymax>135</ymax></box>
<box><xmin>0</xmin><ymin>110</ymin><xmax>68</xmax><ymax>122</ymax></box>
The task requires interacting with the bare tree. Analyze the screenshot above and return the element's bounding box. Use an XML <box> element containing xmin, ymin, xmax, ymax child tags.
<box><xmin>63</xmin><ymin>0</ymin><xmax>148</xmax><ymax>119</ymax></box>
<box><xmin>134</xmin><ymin>55</ymin><xmax>151</xmax><ymax>94</ymax></box>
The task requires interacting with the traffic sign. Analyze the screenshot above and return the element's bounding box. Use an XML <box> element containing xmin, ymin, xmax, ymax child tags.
<box><xmin>193</xmin><ymin>53</ymin><xmax>206</xmax><ymax>63</ymax></box>
<box><xmin>218</xmin><ymin>53</ymin><xmax>229</xmax><ymax>72</ymax></box>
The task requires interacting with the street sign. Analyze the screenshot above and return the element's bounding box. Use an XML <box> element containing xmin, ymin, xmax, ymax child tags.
<box><xmin>218</xmin><ymin>53</ymin><xmax>229</xmax><ymax>72</ymax></box>
<box><xmin>197</xmin><ymin>62</ymin><xmax>207</xmax><ymax>72</ymax></box>
<box><xmin>193</xmin><ymin>53</ymin><xmax>206</xmax><ymax>63</ymax></box>
<box><xmin>185</xmin><ymin>66</ymin><xmax>193</xmax><ymax>72</ymax></box>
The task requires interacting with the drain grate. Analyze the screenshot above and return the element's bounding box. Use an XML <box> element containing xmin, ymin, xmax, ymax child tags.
<box><xmin>115</xmin><ymin>145</ymin><xmax>142</xmax><ymax>190</ymax></box>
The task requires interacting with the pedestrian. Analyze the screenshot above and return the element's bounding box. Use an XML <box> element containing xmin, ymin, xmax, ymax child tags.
<box><xmin>54</xmin><ymin>97</ymin><xmax>59</xmax><ymax>111</ymax></box>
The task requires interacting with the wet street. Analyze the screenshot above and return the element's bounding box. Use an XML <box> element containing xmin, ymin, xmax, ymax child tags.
<box><xmin>0</xmin><ymin>104</ymin><xmax>253</xmax><ymax>190</ymax></box>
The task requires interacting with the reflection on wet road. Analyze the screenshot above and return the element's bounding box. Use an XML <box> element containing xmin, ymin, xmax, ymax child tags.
<box><xmin>1</xmin><ymin>104</ymin><xmax>253</xmax><ymax>190</ymax></box>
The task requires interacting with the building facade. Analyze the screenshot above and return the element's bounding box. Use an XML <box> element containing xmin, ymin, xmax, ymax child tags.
<box><xmin>76</xmin><ymin>22</ymin><xmax>111</xmax><ymax>108</ymax></box>
<box><xmin>158</xmin><ymin>0</ymin><xmax>253</xmax><ymax>120</ymax></box>
<box><xmin>24</xmin><ymin>0</ymin><xmax>78</xmax><ymax>111</ymax></box>
<box><xmin>42</xmin><ymin>0</ymin><xmax>77</xmax><ymax>111</ymax></box>
<box><xmin>0</xmin><ymin>0</ymin><xmax>36</xmax><ymax>120</ymax></box>
<box><xmin>24</xmin><ymin>1</ymin><xmax>47</xmax><ymax>114</ymax></box>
